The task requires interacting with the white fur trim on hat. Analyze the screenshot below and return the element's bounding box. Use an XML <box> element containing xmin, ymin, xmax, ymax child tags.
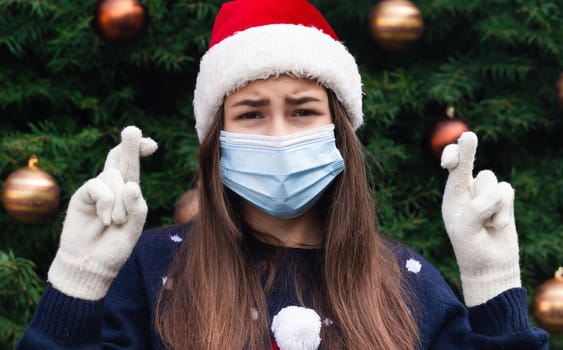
<box><xmin>193</xmin><ymin>24</ymin><xmax>363</xmax><ymax>142</ymax></box>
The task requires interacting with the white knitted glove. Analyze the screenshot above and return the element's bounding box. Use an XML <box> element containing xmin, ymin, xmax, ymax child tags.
<box><xmin>47</xmin><ymin>126</ymin><xmax>157</xmax><ymax>300</ymax></box>
<box><xmin>441</xmin><ymin>131</ymin><xmax>521</xmax><ymax>307</ymax></box>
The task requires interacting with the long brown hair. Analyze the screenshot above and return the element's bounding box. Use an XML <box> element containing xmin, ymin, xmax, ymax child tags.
<box><xmin>154</xmin><ymin>88</ymin><xmax>419</xmax><ymax>349</ymax></box>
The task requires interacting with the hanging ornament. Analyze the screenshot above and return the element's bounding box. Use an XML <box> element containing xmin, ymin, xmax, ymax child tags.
<box><xmin>557</xmin><ymin>72</ymin><xmax>563</xmax><ymax>108</ymax></box>
<box><xmin>173</xmin><ymin>188</ymin><xmax>199</xmax><ymax>224</ymax></box>
<box><xmin>369</xmin><ymin>0</ymin><xmax>424</xmax><ymax>51</ymax></box>
<box><xmin>93</xmin><ymin>0</ymin><xmax>148</xmax><ymax>45</ymax></box>
<box><xmin>2</xmin><ymin>156</ymin><xmax>61</xmax><ymax>224</ymax></box>
<box><xmin>532</xmin><ymin>267</ymin><xmax>563</xmax><ymax>334</ymax></box>
<box><xmin>427</xmin><ymin>107</ymin><xmax>470</xmax><ymax>159</ymax></box>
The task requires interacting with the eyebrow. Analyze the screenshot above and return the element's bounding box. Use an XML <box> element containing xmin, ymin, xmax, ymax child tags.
<box><xmin>231</xmin><ymin>96</ymin><xmax>322</xmax><ymax>107</ymax></box>
<box><xmin>231</xmin><ymin>98</ymin><xmax>269</xmax><ymax>107</ymax></box>
<box><xmin>285</xmin><ymin>96</ymin><xmax>322</xmax><ymax>105</ymax></box>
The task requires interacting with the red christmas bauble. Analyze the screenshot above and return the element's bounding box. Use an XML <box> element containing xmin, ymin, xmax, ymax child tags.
<box><xmin>428</xmin><ymin>118</ymin><xmax>470</xmax><ymax>159</ymax></box>
<box><xmin>369</xmin><ymin>0</ymin><xmax>424</xmax><ymax>50</ymax></box>
<box><xmin>532</xmin><ymin>268</ymin><xmax>563</xmax><ymax>334</ymax></box>
<box><xmin>93</xmin><ymin>0</ymin><xmax>148</xmax><ymax>45</ymax></box>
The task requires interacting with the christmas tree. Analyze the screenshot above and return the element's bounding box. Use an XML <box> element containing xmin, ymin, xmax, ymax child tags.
<box><xmin>1</xmin><ymin>0</ymin><xmax>561</xmax><ymax>347</ymax></box>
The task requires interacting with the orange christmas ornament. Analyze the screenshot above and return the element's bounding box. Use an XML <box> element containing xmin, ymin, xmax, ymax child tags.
<box><xmin>93</xmin><ymin>0</ymin><xmax>148</xmax><ymax>45</ymax></box>
<box><xmin>173</xmin><ymin>188</ymin><xmax>199</xmax><ymax>224</ymax></box>
<box><xmin>532</xmin><ymin>267</ymin><xmax>563</xmax><ymax>334</ymax></box>
<box><xmin>2</xmin><ymin>156</ymin><xmax>61</xmax><ymax>224</ymax></box>
<box><xmin>428</xmin><ymin>107</ymin><xmax>470</xmax><ymax>159</ymax></box>
<box><xmin>369</xmin><ymin>0</ymin><xmax>424</xmax><ymax>50</ymax></box>
<box><xmin>557</xmin><ymin>72</ymin><xmax>563</xmax><ymax>108</ymax></box>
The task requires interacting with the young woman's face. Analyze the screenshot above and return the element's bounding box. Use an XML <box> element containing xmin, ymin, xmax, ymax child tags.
<box><xmin>223</xmin><ymin>76</ymin><xmax>332</xmax><ymax>136</ymax></box>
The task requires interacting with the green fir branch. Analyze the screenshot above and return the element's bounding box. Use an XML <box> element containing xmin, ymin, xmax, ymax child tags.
<box><xmin>420</xmin><ymin>0</ymin><xmax>487</xmax><ymax>16</ymax></box>
<box><xmin>0</xmin><ymin>0</ymin><xmax>61</xmax><ymax>17</ymax></box>
<box><xmin>0</xmin><ymin>123</ymin><xmax>104</xmax><ymax>175</ymax></box>
<box><xmin>0</xmin><ymin>71</ymin><xmax>53</xmax><ymax>107</ymax></box>
<box><xmin>362</xmin><ymin>69</ymin><xmax>426</xmax><ymax>127</ymax></box>
<box><xmin>0</xmin><ymin>250</ymin><xmax>44</xmax><ymax>347</ymax></box>
<box><xmin>469</xmin><ymin>95</ymin><xmax>551</xmax><ymax>141</ymax></box>
<box><xmin>183</xmin><ymin>1</ymin><xmax>220</xmax><ymax>20</ymax></box>
<box><xmin>0</xmin><ymin>15</ymin><xmax>48</xmax><ymax>57</ymax></box>
<box><xmin>46</xmin><ymin>16</ymin><xmax>100</xmax><ymax>73</ymax></box>
<box><xmin>129</xmin><ymin>46</ymin><xmax>194</xmax><ymax>71</ymax></box>
<box><xmin>426</xmin><ymin>56</ymin><xmax>480</xmax><ymax>104</ymax></box>
<box><xmin>0</xmin><ymin>314</ymin><xmax>25</xmax><ymax>349</ymax></box>
<box><xmin>479</xmin><ymin>12</ymin><xmax>561</xmax><ymax>58</ymax></box>
<box><xmin>475</xmin><ymin>55</ymin><xmax>535</xmax><ymax>82</ymax></box>
<box><xmin>0</xmin><ymin>0</ymin><xmax>561</xmax><ymax>346</ymax></box>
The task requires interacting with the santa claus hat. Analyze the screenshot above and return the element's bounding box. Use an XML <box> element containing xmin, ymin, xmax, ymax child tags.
<box><xmin>193</xmin><ymin>0</ymin><xmax>363</xmax><ymax>141</ymax></box>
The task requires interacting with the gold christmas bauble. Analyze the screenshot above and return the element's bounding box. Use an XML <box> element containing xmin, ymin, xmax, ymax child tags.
<box><xmin>93</xmin><ymin>0</ymin><xmax>148</xmax><ymax>45</ymax></box>
<box><xmin>532</xmin><ymin>267</ymin><xmax>563</xmax><ymax>334</ymax></box>
<box><xmin>2</xmin><ymin>156</ymin><xmax>61</xmax><ymax>224</ymax></box>
<box><xmin>369</xmin><ymin>0</ymin><xmax>424</xmax><ymax>50</ymax></box>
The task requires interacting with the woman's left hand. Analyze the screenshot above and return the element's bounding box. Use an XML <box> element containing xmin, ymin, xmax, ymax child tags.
<box><xmin>440</xmin><ymin>131</ymin><xmax>521</xmax><ymax>307</ymax></box>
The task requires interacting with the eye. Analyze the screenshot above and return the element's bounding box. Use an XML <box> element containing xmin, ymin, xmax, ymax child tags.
<box><xmin>237</xmin><ymin>111</ymin><xmax>262</xmax><ymax>120</ymax></box>
<box><xmin>293</xmin><ymin>109</ymin><xmax>317</xmax><ymax>117</ymax></box>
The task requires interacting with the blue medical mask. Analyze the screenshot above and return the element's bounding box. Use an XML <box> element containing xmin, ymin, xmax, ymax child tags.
<box><xmin>219</xmin><ymin>124</ymin><xmax>344</xmax><ymax>218</ymax></box>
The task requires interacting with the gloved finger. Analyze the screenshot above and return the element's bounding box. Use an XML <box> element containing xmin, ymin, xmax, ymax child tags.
<box><xmin>140</xmin><ymin>137</ymin><xmax>158</xmax><ymax>157</ymax></box>
<box><xmin>103</xmin><ymin>126</ymin><xmax>158</xmax><ymax>184</ymax></box>
<box><xmin>72</xmin><ymin>178</ymin><xmax>114</xmax><ymax>226</ymax></box>
<box><xmin>473</xmin><ymin>170</ymin><xmax>498</xmax><ymax>197</ymax></box>
<box><xmin>97</xmin><ymin>169</ymin><xmax>127</xmax><ymax>225</ymax></box>
<box><xmin>117</xmin><ymin>126</ymin><xmax>142</xmax><ymax>183</ymax></box>
<box><xmin>490</xmin><ymin>182</ymin><xmax>515</xmax><ymax>229</ymax></box>
<box><xmin>442</xmin><ymin>131</ymin><xmax>477</xmax><ymax>183</ymax></box>
<box><xmin>121</xmin><ymin>182</ymin><xmax>148</xmax><ymax>236</ymax></box>
<box><xmin>441</xmin><ymin>132</ymin><xmax>478</xmax><ymax>223</ymax></box>
<box><xmin>459</xmin><ymin>188</ymin><xmax>503</xmax><ymax>232</ymax></box>
<box><xmin>440</xmin><ymin>143</ymin><xmax>459</xmax><ymax>170</ymax></box>
<box><xmin>118</xmin><ymin>126</ymin><xmax>158</xmax><ymax>183</ymax></box>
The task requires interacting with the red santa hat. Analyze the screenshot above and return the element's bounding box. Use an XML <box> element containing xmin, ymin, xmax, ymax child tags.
<box><xmin>193</xmin><ymin>0</ymin><xmax>363</xmax><ymax>141</ymax></box>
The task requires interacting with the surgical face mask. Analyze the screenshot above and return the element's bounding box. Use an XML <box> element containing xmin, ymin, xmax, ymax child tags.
<box><xmin>219</xmin><ymin>124</ymin><xmax>344</xmax><ymax>218</ymax></box>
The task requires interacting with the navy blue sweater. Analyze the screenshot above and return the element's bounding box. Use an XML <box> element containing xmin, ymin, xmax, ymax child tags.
<box><xmin>16</xmin><ymin>224</ymin><xmax>549</xmax><ymax>349</ymax></box>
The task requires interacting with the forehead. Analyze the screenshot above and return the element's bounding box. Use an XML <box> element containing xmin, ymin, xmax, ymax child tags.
<box><xmin>226</xmin><ymin>75</ymin><xmax>326</xmax><ymax>99</ymax></box>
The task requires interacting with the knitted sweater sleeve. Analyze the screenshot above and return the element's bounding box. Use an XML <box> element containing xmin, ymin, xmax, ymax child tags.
<box><xmin>14</xmin><ymin>285</ymin><xmax>105</xmax><ymax>349</ymax></box>
<box><xmin>393</xmin><ymin>243</ymin><xmax>549</xmax><ymax>350</ymax></box>
<box><xmin>15</xmin><ymin>237</ymin><xmax>153</xmax><ymax>349</ymax></box>
<box><xmin>427</xmin><ymin>287</ymin><xmax>549</xmax><ymax>349</ymax></box>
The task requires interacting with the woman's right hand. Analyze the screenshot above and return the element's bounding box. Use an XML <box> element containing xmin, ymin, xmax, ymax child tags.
<box><xmin>47</xmin><ymin>126</ymin><xmax>157</xmax><ymax>300</ymax></box>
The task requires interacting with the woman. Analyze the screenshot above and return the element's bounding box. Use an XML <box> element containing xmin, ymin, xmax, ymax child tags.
<box><xmin>16</xmin><ymin>0</ymin><xmax>548</xmax><ymax>349</ymax></box>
